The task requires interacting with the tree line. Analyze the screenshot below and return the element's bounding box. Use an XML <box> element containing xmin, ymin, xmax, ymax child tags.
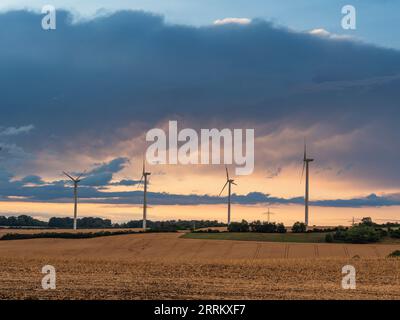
<box><xmin>0</xmin><ymin>215</ymin><xmax>225</xmax><ymax>230</ymax></box>
<box><xmin>326</xmin><ymin>217</ymin><xmax>400</xmax><ymax>243</ymax></box>
<box><xmin>227</xmin><ymin>220</ymin><xmax>287</xmax><ymax>233</ymax></box>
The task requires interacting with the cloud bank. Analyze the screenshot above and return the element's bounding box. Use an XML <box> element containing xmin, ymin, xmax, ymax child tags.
<box><xmin>0</xmin><ymin>157</ymin><xmax>398</xmax><ymax>208</ymax></box>
<box><xmin>0</xmin><ymin>10</ymin><xmax>400</xmax><ymax>198</ymax></box>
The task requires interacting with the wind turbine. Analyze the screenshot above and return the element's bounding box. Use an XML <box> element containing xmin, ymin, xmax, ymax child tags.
<box><xmin>138</xmin><ymin>159</ymin><xmax>151</xmax><ymax>230</ymax></box>
<box><xmin>262</xmin><ymin>208</ymin><xmax>276</xmax><ymax>223</ymax></box>
<box><xmin>219</xmin><ymin>166</ymin><xmax>237</xmax><ymax>225</ymax></box>
<box><xmin>301</xmin><ymin>141</ymin><xmax>314</xmax><ymax>227</ymax></box>
<box><xmin>63</xmin><ymin>171</ymin><xmax>85</xmax><ymax>230</ymax></box>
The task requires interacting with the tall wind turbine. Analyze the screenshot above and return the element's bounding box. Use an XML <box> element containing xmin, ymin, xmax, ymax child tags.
<box><xmin>138</xmin><ymin>160</ymin><xmax>151</xmax><ymax>230</ymax></box>
<box><xmin>63</xmin><ymin>171</ymin><xmax>85</xmax><ymax>230</ymax></box>
<box><xmin>301</xmin><ymin>142</ymin><xmax>314</xmax><ymax>227</ymax></box>
<box><xmin>219</xmin><ymin>166</ymin><xmax>237</xmax><ymax>225</ymax></box>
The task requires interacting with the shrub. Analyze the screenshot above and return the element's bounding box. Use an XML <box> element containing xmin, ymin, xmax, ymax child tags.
<box><xmin>228</xmin><ymin>220</ymin><xmax>249</xmax><ymax>232</ymax></box>
<box><xmin>122</xmin><ymin>219</ymin><xmax>225</xmax><ymax>230</ymax></box>
<box><xmin>192</xmin><ymin>229</ymin><xmax>220</xmax><ymax>233</ymax></box>
<box><xmin>388</xmin><ymin>250</ymin><xmax>400</xmax><ymax>258</ymax></box>
<box><xmin>243</xmin><ymin>221</ymin><xmax>287</xmax><ymax>233</ymax></box>
<box><xmin>333</xmin><ymin>225</ymin><xmax>381</xmax><ymax>243</ymax></box>
<box><xmin>378</xmin><ymin>229</ymin><xmax>388</xmax><ymax>237</ymax></box>
<box><xmin>389</xmin><ymin>229</ymin><xmax>400</xmax><ymax>238</ymax></box>
<box><xmin>360</xmin><ymin>217</ymin><xmax>374</xmax><ymax>227</ymax></box>
<box><xmin>276</xmin><ymin>223</ymin><xmax>287</xmax><ymax>233</ymax></box>
<box><xmin>325</xmin><ymin>233</ymin><xmax>334</xmax><ymax>243</ymax></box>
<box><xmin>310</xmin><ymin>227</ymin><xmax>337</xmax><ymax>233</ymax></box>
<box><xmin>250</xmin><ymin>221</ymin><xmax>278</xmax><ymax>233</ymax></box>
<box><xmin>292</xmin><ymin>222</ymin><xmax>307</xmax><ymax>233</ymax></box>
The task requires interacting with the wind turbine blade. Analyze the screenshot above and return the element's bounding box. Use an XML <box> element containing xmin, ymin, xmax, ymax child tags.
<box><xmin>219</xmin><ymin>181</ymin><xmax>229</xmax><ymax>196</ymax></box>
<box><xmin>76</xmin><ymin>170</ymin><xmax>86</xmax><ymax>181</ymax></box>
<box><xmin>232</xmin><ymin>181</ymin><xmax>237</xmax><ymax>186</ymax></box>
<box><xmin>137</xmin><ymin>175</ymin><xmax>144</xmax><ymax>188</ymax></box>
<box><xmin>225</xmin><ymin>166</ymin><xmax>229</xmax><ymax>181</ymax></box>
<box><xmin>142</xmin><ymin>158</ymin><xmax>145</xmax><ymax>174</ymax></box>
<box><xmin>303</xmin><ymin>139</ymin><xmax>307</xmax><ymax>161</ymax></box>
<box><xmin>63</xmin><ymin>171</ymin><xmax>75</xmax><ymax>181</ymax></box>
<box><xmin>300</xmin><ymin>162</ymin><xmax>305</xmax><ymax>184</ymax></box>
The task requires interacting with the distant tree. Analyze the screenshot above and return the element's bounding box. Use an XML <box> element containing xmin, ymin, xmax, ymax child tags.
<box><xmin>249</xmin><ymin>220</ymin><xmax>262</xmax><ymax>232</ymax></box>
<box><xmin>120</xmin><ymin>219</ymin><xmax>225</xmax><ymax>230</ymax></box>
<box><xmin>249</xmin><ymin>221</ymin><xmax>286</xmax><ymax>233</ymax></box>
<box><xmin>325</xmin><ymin>233</ymin><xmax>334</xmax><ymax>243</ymax></box>
<box><xmin>48</xmin><ymin>217</ymin><xmax>73</xmax><ymax>228</ymax></box>
<box><xmin>276</xmin><ymin>223</ymin><xmax>287</xmax><ymax>233</ymax></box>
<box><xmin>333</xmin><ymin>225</ymin><xmax>381</xmax><ymax>243</ymax></box>
<box><xmin>78</xmin><ymin>217</ymin><xmax>112</xmax><ymax>228</ymax></box>
<box><xmin>389</xmin><ymin>229</ymin><xmax>400</xmax><ymax>239</ymax></box>
<box><xmin>228</xmin><ymin>220</ymin><xmax>249</xmax><ymax>232</ymax></box>
<box><xmin>7</xmin><ymin>216</ymin><xmax>17</xmax><ymax>226</ymax></box>
<box><xmin>292</xmin><ymin>221</ymin><xmax>307</xmax><ymax>233</ymax></box>
<box><xmin>360</xmin><ymin>217</ymin><xmax>374</xmax><ymax>227</ymax></box>
<box><xmin>0</xmin><ymin>216</ymin><xmax>7</xmax><ymax>226</ymax></box>
<box><xmin>0</xmin><ymin>215</ymin><xmax>47</xmax><ymax>227</ymax></box>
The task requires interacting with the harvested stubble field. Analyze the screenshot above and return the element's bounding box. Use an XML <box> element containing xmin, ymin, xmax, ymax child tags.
<box><xmin>0</xmin><ymin>232</ymin><xmax>399</xmax><ymax>299</ymax></box>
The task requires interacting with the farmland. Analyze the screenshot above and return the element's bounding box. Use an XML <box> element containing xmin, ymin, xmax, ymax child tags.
<box><xmin>0</xmin><ymin>232</ymin><xmax>399</xmax><ymax>299</ymax></box>
<box><xmin>182</xmin><ymin>232</ymin><xmax>328</xmax><ymax>243</ymax></box>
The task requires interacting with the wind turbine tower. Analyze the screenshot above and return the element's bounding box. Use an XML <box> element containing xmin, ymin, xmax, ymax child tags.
<box><xmin>219</xmin><ymin>166</ymin><xmax>237</xmax><ymax>225</ymax></box>
<box><xmin>63</xmin><ymin>171</ymin><xmax>84</xmax><ymax>230</ymax></box>
<box><xmin>301</xmin><ymin>143</ymin><xmax>314</xmax><ymax>227</ymax></box>
<box><xmin>138</xmin><ymin>160</ymin><xmax>151</xmax><ymax>230</ymax></box>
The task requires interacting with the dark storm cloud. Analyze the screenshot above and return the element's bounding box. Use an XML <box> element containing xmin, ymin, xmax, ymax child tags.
<box><xmin>111</xmin><ymin>179</ymin><xmax>140</xmax><ymax>186</ymax></box>
<box><xmin>79</xmin><ymin>157</ymin><xmax>129</xmax><ymax>186</ymax></box>
<box><xmin>1</xmin><ymin>10</ymin><xmax>400</xmax><ymax>136</ymax></box>
<box><xmin>0</xmin><ymin>166</ymin><xmax>399</xmax><ymax>207</ymax></box>
<box><xmin>1</xmin><ymin>10</ymin><xmax>400</xmax><ymax>188</ymax></box>
<box><xmin>0</xmin><ymin>158</ymin><xmax>398</xmax><ymax>208</ymax></box>
<box><xmin>0</xmin><ymin>125</ymin><xmax>34</xmax><ymax>136</ymax></box>
<box><xmin>20</xmin><ymin>175</ymin><xmax>45</xmax><ymax>185</ymax></box>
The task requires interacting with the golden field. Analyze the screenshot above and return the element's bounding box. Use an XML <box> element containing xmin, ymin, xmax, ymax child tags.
<box><xmin>0</xmin><ymin>232</ymin><xmax>399</xmax><ymax>299</ymax></box>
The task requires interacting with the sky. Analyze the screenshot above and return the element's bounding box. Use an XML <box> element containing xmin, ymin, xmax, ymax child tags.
<box><xmin>0</xmin><ymin>1</ymin><xmax>399</xmax><ymax>225</ymax></box>
<box><xmin>1</xmin><ymin>0</ymin><xmax>400</xmax><ymax>49</ymax></box>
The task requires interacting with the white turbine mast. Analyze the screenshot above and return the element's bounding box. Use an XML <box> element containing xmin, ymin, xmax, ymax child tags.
<box><xmin>137</xmin><ymin>159</ymin><xmax>151</xmax><ymax>230</ymax></box>
<box><xmin>301</xmin><ymin>140</ymin><xmax>314</xmax><ymax>227</ymax></box>
<box><xmin>63</xmin><ymin>170</ymin><xmax>85</xmax><ymax>230</ymax></box>
<box><xmin>219</xmin><ymin>166</ymin><xmax>237</xmax><ymax>225</ymax></box>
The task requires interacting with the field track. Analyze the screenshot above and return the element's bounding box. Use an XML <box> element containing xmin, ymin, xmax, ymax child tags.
<box><xmin>0</xmin><ymin>232</ymin><xmax>398</xmax><ymax>260</ymax></box>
